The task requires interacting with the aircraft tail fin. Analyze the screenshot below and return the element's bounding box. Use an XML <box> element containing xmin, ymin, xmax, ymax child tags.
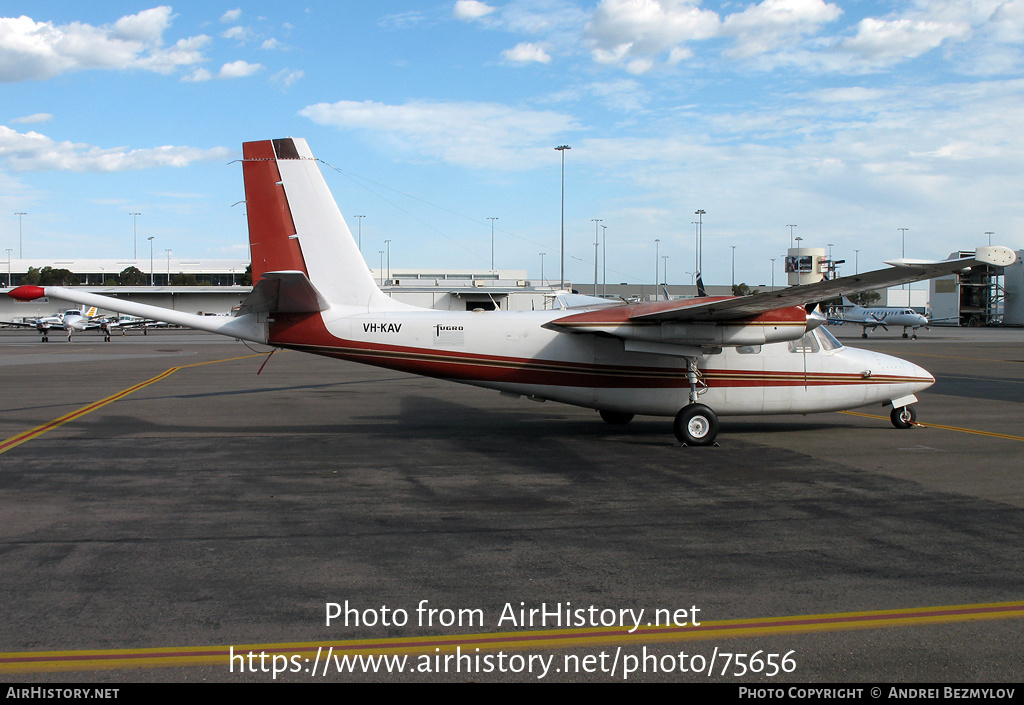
<box><xmin>695</xmin><ymin>272</ymin><xmax>707</xmax><ymax>297</ymax></box>
<box><xmin>241</xmin><ymin>138</ymin><xmax>405</xmax><ymax>312</ymax></box>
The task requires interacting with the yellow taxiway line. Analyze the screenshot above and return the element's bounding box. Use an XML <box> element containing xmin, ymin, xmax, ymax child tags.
<box><xmin>1</xmin><ymin>600</ymin><xmax>1022</xmax><ymax>674</ymax></box>
<box><xmin>0</xmin><ymin>354</ymin><xmax>268</xmax><ymax>456</ymax></box>
<box><xmin>840</xmin><ymin>410</ymin><xmax>1024</xmax><ymax>442</ymax></box>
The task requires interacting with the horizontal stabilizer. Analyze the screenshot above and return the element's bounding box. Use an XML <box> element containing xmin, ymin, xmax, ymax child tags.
<box><xmin>237</xmin><ymin>271</ymin><xmax>329</xmax><ymax>314</ymax></box>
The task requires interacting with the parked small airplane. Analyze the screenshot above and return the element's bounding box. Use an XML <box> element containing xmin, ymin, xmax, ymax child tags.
<box><xmin>2</xmin><ymin>307</ymin><xmax>153</xmax><ymax>342</ymax></box>
<box><xmin>7</xmin><ymin>138</ymin><xmax>1017</xmax><ymax>444</ymax></box>
<box><xmin>3</xmin><ymin>311</ymin><xmax>66</xmax><ymax>341</ymax></box>
<box><xmin>828</xmin><ymin>298</ymin><xmax>936</xmax><ymax>339</ymax></box>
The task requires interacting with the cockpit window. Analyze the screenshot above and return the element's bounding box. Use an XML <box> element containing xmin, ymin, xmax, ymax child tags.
<box><xmin>815</xmin><ymin>327</ymin><xmax>843</xmax><ymax>351</ymax></box>
<box><xmin>788</xmin><ymin>332</ymin><xmax>820</xmax><ymax>353</ymax></box>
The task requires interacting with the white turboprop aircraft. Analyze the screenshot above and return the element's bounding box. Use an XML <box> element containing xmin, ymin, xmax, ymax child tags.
<box><xmin>2</xmin><ymin>306</ymin><xmax>153</xmax><ymax>342</ymax></box>
<box><xmin>7</xmin><ymin>138</ymin><xmax>1017</xmax><ymax>445</ymax></box>
<box><xmin>828</xmin><ymin>298</ymin><xmax>932</xmax><ymax>339</ymax></box>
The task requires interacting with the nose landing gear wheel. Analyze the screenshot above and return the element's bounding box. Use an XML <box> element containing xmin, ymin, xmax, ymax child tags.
<box><xmin>674</xmin><ymin>404</ymin><xmax>719</xmax><ymax>446</ymax></box>
<box><xmin>890</xmin><ymin>405</ymin><xmax>917</xmax><ymax>429</ymax></box>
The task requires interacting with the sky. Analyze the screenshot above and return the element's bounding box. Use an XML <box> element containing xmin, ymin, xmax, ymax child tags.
<box><xmin>2</xmin><ymin>0</ymin><xmax>1023</xmax><ymax>289</ymax></box>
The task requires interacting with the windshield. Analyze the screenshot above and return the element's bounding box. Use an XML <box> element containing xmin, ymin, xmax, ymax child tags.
<box><xmin>815</xmin><ymin>327</ymin><xmax>843</xmax><ymax>351</ymax></box>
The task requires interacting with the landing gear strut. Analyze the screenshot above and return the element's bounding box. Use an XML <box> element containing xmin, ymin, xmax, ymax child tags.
<box><xmin>673</xmin><ymin>357</ymin><xmax>718</xmax><ymax>445</ymax></box>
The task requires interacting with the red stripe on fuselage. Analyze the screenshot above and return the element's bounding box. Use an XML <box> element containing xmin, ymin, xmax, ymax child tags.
<box><xmin>267</xmin><ymin>313</ymin><xmax>929</xmax><ymax>390</ymax></box>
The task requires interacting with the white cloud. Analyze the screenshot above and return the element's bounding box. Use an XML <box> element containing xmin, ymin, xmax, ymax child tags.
<box><xmin>262</xmin><ymin>38</ymin><xmax>282</xmax><ymax>50</ymax></box>
<box><xmin>453</xmin><ymin>1</ymin><xmax>497</xmax><ymax>21</ymax></box>
<box><xmin>585</xmin><ymin>0</ymin><xmax>720</xmax><ymax>73</ymax></box>
<box><xmin>722</xmin><ymin>0</ymin><xmax>842</xmax><ymax>58</ymax></box>
<box><xmin>502</xmin><ymin>42</ymin><xmax>551</xmax><ymax>63</ymax></box>
<box><xmin>221</xmin><ymin>25</ymin><xmax>256</xmax><ymax>43</ymax></box>
<box><xmin>182</xmin><ymin>67</ymin><xmax>212</xmax><ymax>82</ymax></box>
<box><xmin>221</xmin><ymin>9</ymin><xmax>242</xmax><ymax>24</ymax></box>
<box><xmin>112</xmin><ymin>6</ymin><xmax>174</xmax><ymax>42</ymax></box>
<box><xmin>218</xmin><ymin>60</ymin><xmax>262</xmax><ymax>78</ymax></box>
<box><xmin>0</xmin><ymin>125</ymin><xmax>231</xmax><ymax>172</ymax></box>
<box><xmin>838</xmin><ymin>17</ymin><xmax>972</xmax><ymax>67</ymax></box>
<box><xmin>299</xmin><ymin>99</ymin><xmax>579</xmax><ymax>170</ymax></box>
<box><xmin>11</xmin><ymin>113</ymin><xmax>52</xmax><ymax>124</ymax></box>
<box><xmin>271</xmin><ymin>68</ymin><xmax>303</xmax><ymax>90</ymax></box>
<box><xmin>0</xmin><ymin>7</ymin><xmax>209</xmax><ymax>82</ymax></box>
<box><xmin>183</xmin><ymin>60</ymin><xmax>263</xmax><ymax>81</ymax></box>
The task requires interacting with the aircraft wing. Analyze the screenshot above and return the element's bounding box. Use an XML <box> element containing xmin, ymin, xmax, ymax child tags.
<box><xmin>0</xmin><ymin>319</ymin><xmax>44</xmax><ymax>329</ymax></box>
<box><xmin>553</xmin><ymin>246</ymin><xmax>1016</xmax><ymax>327</ymax></box>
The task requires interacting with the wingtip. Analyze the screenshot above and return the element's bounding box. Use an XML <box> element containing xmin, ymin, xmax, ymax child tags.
<box><xmin>8</xmin><ymin>285</ymin><xmax>45</xmax><ymax>301</ymax></box>
<box><xmin>975</xmin><ymin>245</ymin><xmax>1016</xmax><ymax>268</ymax></box>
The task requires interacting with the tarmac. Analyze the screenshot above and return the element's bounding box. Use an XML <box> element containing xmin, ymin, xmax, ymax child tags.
<box><xmin>0</xmin><ymin>326</ymin><xmax>1022</xmax><ymax>683</ymax></box>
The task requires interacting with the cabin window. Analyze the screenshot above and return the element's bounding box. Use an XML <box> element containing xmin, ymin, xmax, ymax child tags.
<box><xmin>737</xmin><ymin>345</ymin><xmax>762</xmax><ymax>354</ymax></box>
<box><xmin>788</xmin><ymin>332</ymin><xmax>820</xmax><ymax>354</ymax></box>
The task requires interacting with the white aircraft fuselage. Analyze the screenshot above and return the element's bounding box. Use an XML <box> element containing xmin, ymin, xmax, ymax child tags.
<box><xmin>9</xmin><ymin>137</ymin><xmax>1016</xmax><ymax>444</ymax></box>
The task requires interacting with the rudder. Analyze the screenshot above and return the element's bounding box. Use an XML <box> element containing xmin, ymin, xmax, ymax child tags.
<box><xmin>241</xmin><ymin>138</ymin><xmax>403</xmax><ymax>312</ymax></box>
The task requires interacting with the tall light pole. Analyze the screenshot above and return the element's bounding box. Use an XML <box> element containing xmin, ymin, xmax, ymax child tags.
<box><xmin>539</xmin><ymin>252</ymin><xmax>545</xmax><ymax>287</ymax></box>
<box><xmin>695</xmin><ymin>209</ymin><xmax>706</xmax><ymax>275</ymax></box>
<box><xmin>15</xmin><ymin>212</ymin><xmax>26</xmax><ymax>259</ymax></box>
<box><xmin>591</xmin><ymin>219</ymin><xmax>602</xmax><ymax>290</ymax></box>
<box><xmin>385</xmin><ymin>239</ymin><xmax>391</xmax><ymax>281</ymax></box>
<box><xmin>378</xmin><ymin>251</ymin><xmax>384</xmax><ymax>286</ymax></box>
<box><xmin>555</xmin><ymin>145</ymin><xmax>570</xmax><ymax>288</ymax></box>
<box><xmin>600</xmin><ymin>224</ymin><xmax>607</xmax><ymax>296</ymax></box>
<box><xmin>654</xmin><ymin>238</ymin><xmax>660</xmax><ymax>300</ymax></box>
<box><xmin>662</xmin><ymin>255</ymin><xmax>669</xmax><ymax>293</ymax></box>
<box><xmin>899</xmin><ymin>227</ymin><xmax>909</xmax><ymax>306</ymax></box>
<box><xmin>770</xmin><ymin>258</ymin><xmax>776</xmax><ymax>290</ymax></box>
<box><xmin>148</xmin><ymin>236</ymin><xmax>155</xmax><ymax>285</ymax></box>
<box><xmin>5</xmin><ymin>248</ymin><xmax>11</xmax><ymax>287</ymax></box>
<box><xmin>985</xmin><ymin>231</ymin><xmax>994</xmax><ymax>246</ymax></box>
<box><xmin>130</xmin><ymin>215</ymin><xmax>140</xmax><ymax>261</ymax></box>
<box><xmin>730</xmin><ymin>245</ymin><xmax>736</xmax><ymax>289</ymax></box>
<box><xmin>787</xmin><ymin>224</ymin><xmax>797</xmax><ymax>247</ymax></box>
<box><xmin>165</xmin><ymin>249</ymin><xmax>172</xmax><ymax>285</ymax></box>
<box><xmin>488</xmin><ymin>217</ymin><xmax>498</xmax><ymax>272</ymax></box>
<box><xmin>692</xmin><ymin>221</ymin><xmax>699</xmax><ymax>274</ymax></box>
<box><xmin>355</xmin><ymin>215</ymin><xmax>365</xmax><ymax>252</ymax></box>
<box><xmin>854</xmin><ymin>249</ymin><xmax>860</xmax><ymax>274</ymax></box>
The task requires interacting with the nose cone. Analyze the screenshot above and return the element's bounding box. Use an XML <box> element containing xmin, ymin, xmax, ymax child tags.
<box><xmin>876</xmin><ymin>351</ymin><xmax>934</xmax><ymax>393</ymax></box>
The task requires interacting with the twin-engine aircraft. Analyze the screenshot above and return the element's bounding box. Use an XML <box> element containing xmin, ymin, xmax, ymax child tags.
<box><xmin>4</xmin><ymin>306</ymin><xmax>110</xmax><ymax>342</ymax></box>
<box><xmin>7</xmin><ymin>138</ymin><xmax>1017</xmax><ymax>444</ymax></box>
<box><xmin>2</xmin><ymin>306</ymin><xmax>155</xmax><ymax>342</ymax></box>
<box><xmin>828</xmin><ymin>298</ymin><xmax>933</xmax><ymax>339</ymax></box>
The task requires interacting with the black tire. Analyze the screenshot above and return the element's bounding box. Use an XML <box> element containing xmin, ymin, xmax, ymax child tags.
<box><xmin>673</xmin><ymin>404</ymin><xmax>719</xmax><ymax>445</ymax></box>
<box><xmin>890</xmin><ymin>405</ymin><xmax>917</xmax><ymax>429</ymax></box>
<box><xmin>599</xmin><ymin>410</ymin><xmax>634</xmax><ymax>425</ymax></box>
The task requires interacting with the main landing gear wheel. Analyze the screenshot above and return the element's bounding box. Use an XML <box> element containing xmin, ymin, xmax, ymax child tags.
<box><xmin>599</xmin><ymin>410</ymin><xmax>634</xmax><ymax>425</ymax></box>
<box><xmin>890</xmin><ymin>405</ymin><xmax>917</xmax><ymax>429</ymax></box>
<box><xmin>673</xmin><ymin>403</ymin><xmax>719</xmax><ymax>446</ymax></box>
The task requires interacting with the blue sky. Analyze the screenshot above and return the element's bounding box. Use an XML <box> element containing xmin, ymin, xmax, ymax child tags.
<box><xmin>2</xmin><ymin>1</ymin><xmax>1023</xmax><ymax>288</ymax></box>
